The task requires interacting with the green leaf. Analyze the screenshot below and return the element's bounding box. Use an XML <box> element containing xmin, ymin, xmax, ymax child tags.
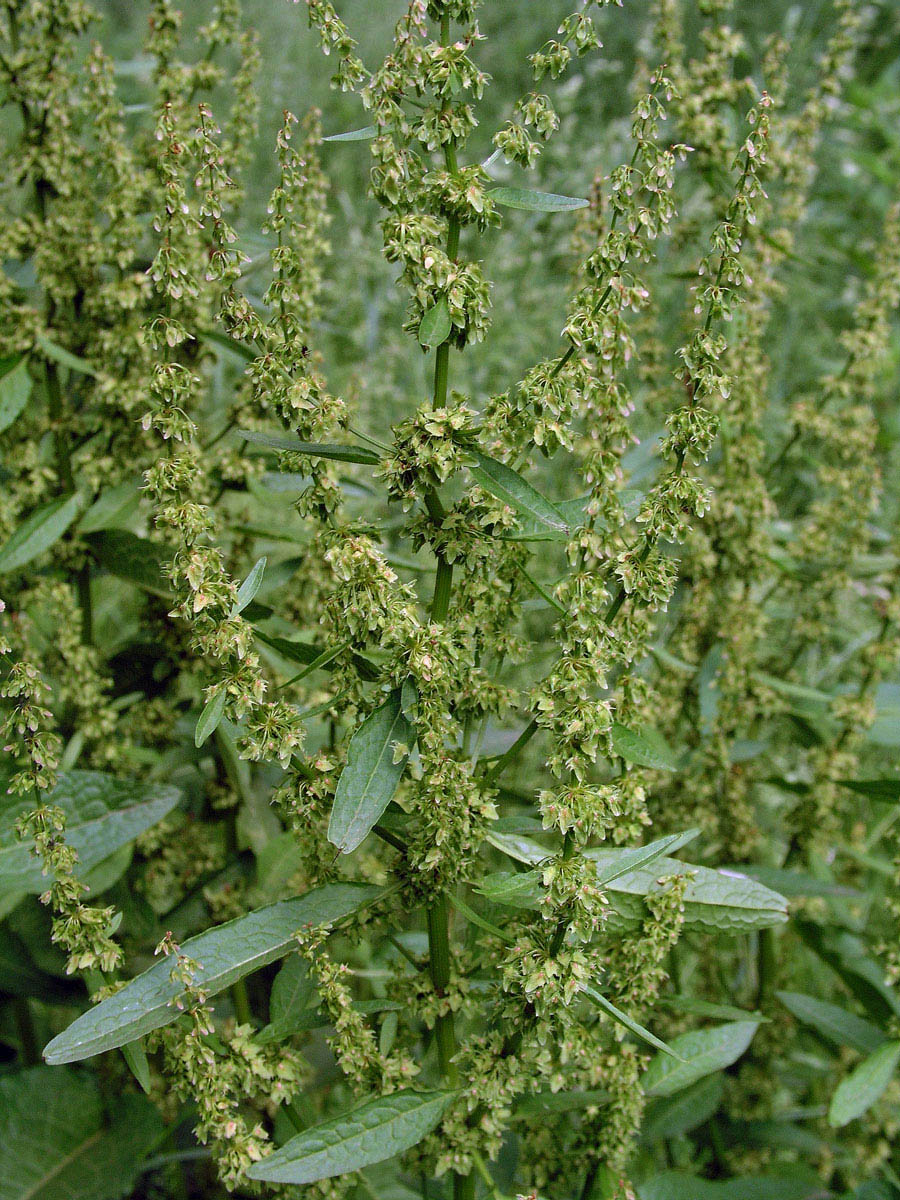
<box><xmin>247</xmin><ymin>1090</ymin><xmax>455</xmax><ymax>1184</ymax></box>
<box><xmin>0</xmin><ymin>356</ymin><xmax>32</xmax><ymax>433</ymax></box>
<box><xmin>270</xmin><ymin>954</ymin><xmax>314</xmax><ymax>1025</ymax></box>
<box><xmin>643</xmin><ymin>1021</ymin><xmax>760</xmax><ymax>1097</ymax></box>
<box><xmin>475</xmin><ymin>867</ymin><xmax>544</xmax><ymax>908</ymax></box>
<box><xmin>641</xmin><ymin>1075</ymin><xmax>725</xmax><ymax>1142</ymax></box>
<box><xmin>610</xmin><ymin>722</ymin><xmax>681</xmax><ymax>771</ymax></box>
<box><xmin>581</xmin><ymin>984</ymin><xmax>679</xmax><ymax>1058</ymax></box>
<box><xmin>121</xmin><ymin>1039</ymin><xmax>152</xmax><ymax>1094</ymax></box>
<box><xmin>587</xmin><ymin>851</ymin><xmax>789</xmax><ymax>933</ymax></box>
<box><xmin>469</xmin><ymin>450</ymin><xmax>568</xmax><ymax>536</ymax></box>
<box><xmin>0</xmin><ymin>493</ymin><xmax>83</xmax><ymax>574</ymax></box>
<box><xmin>328</xmin><ymin>691</ymin><xmax>414</xmax><ymax>853</ymax></box>
<box><xmin>489</xmin><ymin>186</ymin><xmax>589</xmax><ymax>212</ymax></box>
<box><xmin>323</xmin><ymin>125</ymin><xmax>377</xmax><ymax>141</ymax></box>
<box><xmin>43</xmin><ymin>882</ymin><xmax>382</xmax><ymax>1063</ymax></box>
<box><xmin>0</xmin><ymin>1066</ymin><xmax>163</xmax><ymax>1200</ymax></box>
<box><xmin>594</xmin><ymin>829</ymin><xmax>700</xmax><ymax>887</ymax></box>
<box><xmin>239</xmin><ymin>429</ymin><xmax>380</xmax><ymax>464</ymax></box>
<box><xmin>36</xmin><ymin>335</ymin><xmax>98</xmax><ymax>376</ymax></box>
<box><xmin>514</xmin><ymin>1088</ymin><xmax>609</xmax><ymax>1118</ymax></box>
<box><xmin>447</xmin><ymin>891</ymin><xmax>514</xmax><ymax>944</ymax></box>
<box><xmin>730</xmin><ymin>864</ymin><xmax>858</xmax><ymax>899</ymax></box>
<box><xmin>77</xmin><ymin>480</ymin><xmax>141</xmax><ymax>534</ymax></box>
<box><xmin>257</xmin><ymin>953</ymin><xmax>316</xmax><ymax>1044</ymax></box>
<box><xmin>661</xmin><ymin>996</ymin><xmax>768</xmax><ymax>1024</ymax></box>
<box><xmin>838</xmin><ymin>779</ymin><xmax>900</xmax><ymax>801</ymax></box>
<box><xmin>829</xmin><ymin>1040</ymin><xmax>900</xmax><ymax>1127</ymax></box>
<box><xmin>195</xmin><ymin>689</ymin><xmax>226</xmax><ymax>748</ymax></box>
<box><xmin>87</xmin><ymin>529</ymin><xmax>171</xmax><ymax>595</ymax></box>
<box><xmin>253</xmin><ymin>629</ymin><xmax>379</xmax><ymax>682</ymax></box>
<box><xmin>776</xmin><ymin>991</ymin><xmax>887</xmax><ymax>1054</ymax></box>
<box><xmin>418</xmin><ymin>297</ymin><xmax>452</xmax><ymax>348</ymax></box>
<box><xmin>232</xmin><ymin>556</ymin><xmax>267</xmax><ymax>615</ymax></box>
<box><xmin>0</xmin><ymin>771</ymin><xmax>181</xmax><ymax>896</ymax></box>
<box><xmin>0</xmin><ymin>927</ymin><xmax>77</xmax><ymax>1002</ymax></box>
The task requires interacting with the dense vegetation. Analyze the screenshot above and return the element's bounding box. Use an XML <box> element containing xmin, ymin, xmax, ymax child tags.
<box><xmin>2</xmin><ymin>1</ymin><xmax>900</xmax><ymax>1198</ymax></box>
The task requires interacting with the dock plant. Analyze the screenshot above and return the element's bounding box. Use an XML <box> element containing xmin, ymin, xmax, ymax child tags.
<box><xmin>2</xmin><ymin>1</ymin><xmax>900</xmax><ymax>1198</ymax></box>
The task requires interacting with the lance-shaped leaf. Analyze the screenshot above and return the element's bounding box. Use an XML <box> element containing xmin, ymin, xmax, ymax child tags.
<box><xmin>0</xmin><ymin>1066</ymin><xmax>164</xmax><ymax>1200</ymax></box>
<box><xmin>418</xmin><ymin>296</ymin><xmax>452</xmax><ymax>348</ymax></box>
<box><xmin>254</xmin><ymin>628</ymin><xmax>379</xmax><ymax>682</ymax></box>
<box><xmin>0</xmin><ymin>492</ymin><xmax>84</xmax><ymax>574</ymax></box>
<box><xmin>77</xmin><ymin>480</ymin><xmax>141</xmax><ymax>534</ymax></box>
<box><xmin>476</xmin><ymin>867</ymin><xmax>544</xmax><ymax>909</ymax></box>
<box><xmin>610</xmin><ymin>722</ymin><xmax>681</xmax><ymax>771</ymax></box>
<box><xmin>0</xmin><ymin>355</ymin><xmax>32</xmax><ymax>433</ymax></box>
<box><xmin>43</xmin><ymin>882</ymin><xmax>382</xmax><ymax>1064</ymax></box>
<box><xmin>0</xmin><ymin>771</ymin><xmax>181</xmax><ymax>896</ymax></box>
<box><xmin>328</xmin><ymin>691</ymin><xmax>414</xmax><ymax>853</ymax></box>
<box><xmin>643</xmin><ymin>1021</ymin><xmax>761</xmax><ymax>1097</ymax></box>
<box><xmin>586</xmin><ymin>851</ymin><xmax>789</xmax><ymax>933</ymax></box>
<box><xmin>514</xmin><ymin>1088</ymin><xmax>609</xmax><ymax>1118</ymax></box>
<box><xmin>256</xmin><ymin>954</ymin><xmax>316</xmax><ymax>1044</ymax></box>
<box><xmin>239</xmin><ymin>429</ymin><xmax>380</xmax><ymax>464</ymax></box>
<box><xmin>594</xmin><ymin>829</ymin><xmax>700</xmax><ymax>887</ymax></box>
<box><xmin>641</xmin><ymin>1075</ymin><xmax>725</xmax><ymax>1143</ymax></box>
<box><xmin>87</xmin><ymin>529</ymin><xmax>171</xmax><ymax>595</ymax></box>
<box><xmin>838</xmin><ymin>779</ymin><xmax>900</xmax><ymax>801</ymax></box>
<box><xmin>829</xmin><ymin>1040</ymin><xmax>900</xmax><ymax>1127</ymax></box>
<box><xmin>37</xmin><ymin>335</ymin><xmax>98</xmax><ymax>376</ymax></box>
<box><xmin>194</xmin><ymin>689</ymin><xmax>226</xmax><ymax>748</ymax></box>
<box><xmin>247</xmin><ymin>1090</ymin><xmax>455</xmax><ymax>1185</ymax></box>
<box><xmin>469</xmin><ymin>450</ymin><xmax>568</xmax><ymax>537</ymax></box>
<box><xmin>323</xmin><ymin>125</ymin><xmax>377</xmax><ymax>141</ymax></box>
<box><xmin>232</xmin><ymin>555</ymin><xmax>267</xmax><ymax>615</ymax></box>
<box><xmin>581</xmin><ymin>984</ymin><xmax>679</xmax><ymax>1058</ymax></box>
<box><xmin>489</xmin><ymin>186</ymin><xmax>589</xmax><ymax>212</ymax></box>
<box><xmin>777</xmin><ymin>991</ymin><xmax>887</xmax><ymax>1055</ymax></box>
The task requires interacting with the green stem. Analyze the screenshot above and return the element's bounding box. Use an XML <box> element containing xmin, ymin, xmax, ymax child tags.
<box><xmin>230</xmin><ymin>977</ymin><xmax>252</xmax><ymax>1026</ymax></box>
<box><xmin>422</xmin><ymin>21</ymin><xmax>471</xmax><ymax>1200</ymax></box>
<box><xmin>425</xmin><ymin>893</ymin><xmax>459</xmax><ymax>1086</ymax></box>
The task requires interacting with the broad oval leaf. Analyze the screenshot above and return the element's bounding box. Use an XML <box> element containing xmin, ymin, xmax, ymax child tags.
<box><xmin>610</xmin><ymin>722</ymin><xmax>681</xmax><ymax>771</ymax></box>
<box><xmin>489</xmin><ymin>186</ymin><xmax>589</xmax><ymax>212</ymax></box>
<box><xmin>247</xmin><ymin>1089</ymin><xmax>455</xmax><ymax>1184</ymax></box>
<box><xmin>829</xmin><ymin>1040</ymin><xmax>900</xmax><ymax>1127</ymax></box>
<box><xmin>0</xmin><ymin>771</ymin><xmax>181</xmax><ymax>896</ymax></box>
<box><xmin>776</xmin><ymin>991</ymin><xmax>886</xmax><ymax>1055</ymax></box>
<box><xmin>469</xmin><ymin>450</ymin><xmax>568</xmax><ymax>537</ymax></box>
<box><xmin>194</xmin><ymin>689</ymin><xmax>227</xmax><ymax>748</ymax></box>
<box><xmin>328</xmin><ymin>691</ymin><xmax>414</xmax><ymax>853</ymax></box>
<box><xmin>43</xmin><ymin>882</ymin><xmax>383</xmax><ymax>1064</ymax></box>
<box><xmin>0</xmin><ymin>493</ymin><xmax>84</xmax><ymax>574</ymax></box>
<box><xmin>418</xmin><ymin>297</ymin><xmax>452</xmax><ymax>348</ymax></box>
<box><xmin>643</xmin><ymin>1021</ymin><xmax>761</xmax><ymax>1097</ymax></box>
<box><xmin>322</xmin><ymin>125</ymin><xmax>377</xmax><ymax>141</ymax></box>
<box><xmin>0</xmin><ymin>356</ymin><xmax>32</xmax><ymax>433</ymax></box>
<box><xmin>232</xmin><ymin>555</ymin><xmax>267</xmax><ymax>615</ymax></box>
<box><xmin>239</xmin><ymin>429</ymin><xmax>380</xmax><ymax>464</ymax></box>
<box><xmin>0</xmin><ymin>1066</ymin><xmax>163</xmax><ymax>1200</ymax></box>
